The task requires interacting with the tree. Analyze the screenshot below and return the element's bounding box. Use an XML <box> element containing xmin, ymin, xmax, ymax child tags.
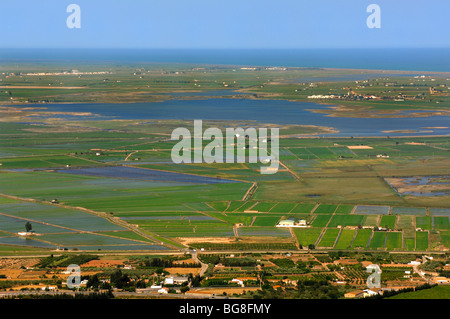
<box><xmin>25</xmin><ymin>222</ymin><xmax>32</xmax><ymax>232</ymax></box>
<box><xmin>110</xmin><ymin>269</ymin><xmax>130</xmax><ymax>289</ymax></box>
<box><xmin>87</xmin><ymin>275</ymin><xmax>100</xmax><ymax>289</ymax></box>
<box><xmin>191</xmin><ymin>275</ymin><xmax>202</xmax><ymax>287</ymax></box>
<box><xmin>180</xmin><ymin>286</ymin><xmax>190</xmax><ymax>294</ymax></box>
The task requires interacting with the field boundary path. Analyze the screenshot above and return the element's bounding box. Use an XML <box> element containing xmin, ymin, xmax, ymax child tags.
<box><xmin>349</xmin><ymin>230</ymin><xmax>358</xmax><ymax>248</ymax></box>
<box><xmin>242</xmin><ymin>182</ymin><xmax>258</xmax><ymax>201</ymax></box>
<box><xmin>191</xmin><ymin>250</ymin><xmax>209</xmax><ymax>277</ymax></box>
<box><xmin>289</xmin><ymin>228</ymin><xmax>300</xmax><ymax>250</ymax></box>
<box><xmin>333</xmin><ymin>229</ymin><xmax>343</xmax><ymax>248</ymax></box>
<box><xmin>279</xmin><ymin>160</ymin><xmax>301</xmax><ymax>181</ymax></box>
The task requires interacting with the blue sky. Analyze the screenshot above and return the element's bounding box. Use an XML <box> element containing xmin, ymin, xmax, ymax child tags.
<box><xmin>0</xmin><ymin>0</ymin><xmax>448</xmax><ymax>49</ymax></box>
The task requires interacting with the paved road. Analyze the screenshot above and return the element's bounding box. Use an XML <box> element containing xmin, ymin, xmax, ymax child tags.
<box><xmin>0</xmin><ymin>289</ymin><xmax>233</xmax><ymax>299</ymax></box>
<box><xmin>191</xmin><ymin>250</ymin><xmax>209</xmax><ymax>277</ymax></box>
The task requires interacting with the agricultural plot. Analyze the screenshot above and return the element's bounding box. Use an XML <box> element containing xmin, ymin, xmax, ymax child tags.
<box><xmin>40</xmin><ymin>233</ymin><xmax>154</xmax><ymax>248</ymax></box>
<box><xmin>0</xmin><ymin>237</ymin><xmax>57</xmax><ymax>249</ymax></box>
<box><xmin>317</xmin><ymin>229</ymin><xmax>340</xmax><ymax>247</ymax></box>
<box><xmin>0</xmin><ymin>197</ymin><xmax>21</xmax><ymax>205</ymax></box>
<box><xmin>129</xmin><ymin>216</ymin><xmax>223</xmax><ymax>227</ymax></box>
<box><xmin>0</xmin><ymin>231</ymin><xmax>11</xmax><ymax>237</ymax></box>
<box><xmin>287</xmin><ymin>148</ymin><xmax>317</xmax><ymax>160</ymax></box>
<box><xmin>207</xmin><ymin>213</ymin><xmax>253</xmax><ymax>226</ymax></box>
<box><xmin>0</xmin><ymin>155</ymin><xmax>98</xmax><ymax>169</ymax></box>
<box><xmin>251</xmin><ymin>202</ymin><xmax>277</xmax><ymax>213</ymax></box>
<box><xmin>362</xmin><ymin>215</ymin><xmax>379</xmax><ymax>227</ymax></box>
<box><xmin>290</xmin><ymin>203</ymin><xmax>316</xmax><ymax>214</ymax></box>
<box><xmin>380</xmin><ymin>216</ymin><xmax>397</xmax><ymax>229</ymax></box>
<box><xmin>391</xmin><ymin>207</ymin><xmax>427</xmax><ymax>216</ymax></box>
<box><xmin>433</xmin><ymin>217</ymin><xmax>450</xmax><ymax>230</ymax></box>
<box><xmin>99</xmin><ymin>231</ymin><xmax>156</xmax><ymax>243</ymax></box>
<box><xmin>429</xmin><ymin>208</ymin><xmax>450</xmax><ymax>216</ymax></box>
<box><xmin>354</xmin><ymin>205</ymin><xmax>390</xmax><ymax>215</ymax></box>
<box><xmin>385</xmin><ymin>232</ymin><xmax>403</xmax><ymax>250</ymax></box>
<box><xmin>183</xmin><ymin>202</ymin><xmax>217</xmax><ymax>212</ymax></box>
<box><xmin>311</xmin><ymin>214</ymin><xmax>332</xmax><ymax>227</ymax></box>
<box><xmin>293</xmin><ymin>228</ymin><xmax>323</xmax><ymax>247</ymax></box>
<box><xmin>0</xmin><ymin>214</ymin><xmax>75</xmax><ymax>234</ymax></box>
<box><xmin>416</xmin><ymin>216</ymin><xmax>432</xmax><ymax>230</ymax></box>
<box><xmin>415</xmin><ymin>231</ymin><xmax>429</xmax><ymax>251</ymax></box>
<box><xmin>351</xmin><ymin>229</ymin><xmax>373</xmax><ymax>248</ymax></box>
<box><xmin>369</xmin><ymin>232</ymin><xmax>386</xmax><ymax>250</ymax></box>
<box><xmin>270</xmin><ymin>202</ymin><xmax>298</xmax><ymax>213</ymax></box>
<box><xmin>238</xmin><ymin>227</ymin><xmax>291</xmax><ymax>238</ymax></box>
<box><xmin>334</xmin><ymin>229</ymin><xmax>356</xmax><ymax>250</ymax></box>
<box><xmin>397</xmin><ymin>215</ymin><xmax>414</xmax><ymax>229</ymax></box>
<box><xmin>313</xmin><ymin>204</ymin><xmax>338</xmax><ymax>214</ymax></box>
<box><xmin>0</xmin><ymin>202</ymin><xmax>125</xmax><ymax>232</ymax></box>
<box><xmin>205</xmin><ymin>201</ymin><xmax>229</xmax><ymax>212</ymax></box>
<box><xmin>278</xmin><ymin>148</ymin><xmax>298</xmax><ymax>161</ymax></box>
<box><xmin>404</xmin><ymin>238</ymin><xmax>415</xmax><ymax>251</ymax></box>
<box><xmin>59</xmin><ymin>166</ymin><xmax>240</xmax><ymax>184</ymax></box>
<box><xmin>329</xmin><ymin>147</ymin><xmax>355</xmax><ymax>156</ymax></box>
<box><xmin>224</xmin><ymin>201</ymin><xmax>247</xmax><ymax>212</ymax></box>
<box><xmin>440</xmin><ymin>231</ymin><xmax>450</xmax><ymax>248</ymax></box>
<box><xmin>334</xmin><ymin>205</ymin><xmax>354</xmax><ymax>214</ymax></box>
<box><xmin>235</xmin><ymin>201</ymin><xmax>258</xmax><ymax>212</ymax></box>
<box><xmin>252</xmin><ymin>216</ymin><xmax>281</xmax><ymax>227</ymax></box>
<box><xmin>327</xmin><ymin>215</ymin><xmax>364</xmax><ymax>228</ymax></box>
<box><xmin>307</xmin><ymin>147</ymin><xmax>338</xmax><ymax>159</ymax></box>
<box><xmin>142</xmin><ymin>224</ymin><xmax>235</xmax><ymax>238</ymax></box>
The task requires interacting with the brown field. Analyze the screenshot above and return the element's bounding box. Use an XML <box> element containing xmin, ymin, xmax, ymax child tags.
<box><xmin>17</xmin><ymin>270</ymin><xmax>47</xmax><ymax>280</ymax></box>
<box><xmin>173</xmin><ymin>258</ymin><xmax>197</xmax><ymax>265</ymax></box>
<box><xmin>347</xmin><ymin>145</ymin><xmax>374</xmax><ymax>149</ymax></box>
<box><xmin>0</xmin><ymin>269</ymin><xmax>23</xmax><ymax>279</ymax></box>
<box><xmin>10</xmin><ymin>284</ymin><xmax>58</xmax><ymax>291</ymax></box>
<box><xmin>164</xmin><ymin>267</ymin><xmax>201</xmax><ymax>275</ymax></box>
<box><xmin>80</xmin><ymin>259</ymin><xmax>125</xmax><ymax>268</ymax></box>
<box><xmin>0</xmin><ymin>258</ymin><xmax>40</xmax><ymax>270</ymax></box>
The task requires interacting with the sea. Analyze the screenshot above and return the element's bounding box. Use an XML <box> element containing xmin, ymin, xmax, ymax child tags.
<box><xmin>1</xmin><ymin>48</ymin><xmax>449</xmax><ymax>72</ymax></box>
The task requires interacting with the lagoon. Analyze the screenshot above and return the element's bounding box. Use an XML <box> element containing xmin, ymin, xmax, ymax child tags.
<box><xmin>20</xmin><ymin>98</ymin><xmax>450</xmax><ymax>137</ymax></box>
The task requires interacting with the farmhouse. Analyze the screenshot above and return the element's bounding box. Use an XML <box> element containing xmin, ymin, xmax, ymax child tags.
<box><xmin>164</xmin><ymin>276</ymin><xmax>188</xmax><ymax>285</ymax></box>
<box><xmin>431</xmin><ymin>277</ymin><xmax>450</xmax><ymax>285</ymax></box>
<box><xmin>277</xmin><ymin>219</ymin><xmax>295</xmax><ymax>227</ymax></box>
<box><xmin>344</xmin><ymin>290</ymin><xmax>366</xmax><ymax>298</ymax></box>
<box><xmin>276</xmin><ymin>219</ymin><xmax>309</xmax><ymax>228</ymax></box>
<box><xmin>363</xmin><ymin>288</ymin><xmax>383</xmax><ymax>296</ymax></box>
<box><xmin>230</xmin><ymin>278</ymin><xmax>244</xmax><ymax>287</ymax></box>
<box><xmin>17</xmin><ymin>231</ymin><xmax>36</xmax><ymax>236</ymax></box>
<box><xmin>150</xmin><ymin>284</ymin><xmax>162</xmax><ymax>289</ymax></box>
<box><xmin>344</xmin><ymin>288</ymin><xmax>382</xmax><ymax>298</ymax></box>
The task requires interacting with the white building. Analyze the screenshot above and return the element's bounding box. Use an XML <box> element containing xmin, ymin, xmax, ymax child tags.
<box><xmin>158</xmin><ymin>287</ymin><xmax>169</xmax><ymax>294</ymax></box>
<box><xmin>164</xmin><ymin>276</ymin><xmax>188</xmax><ymax>285</ymax></box>
<box><xmin>150</xmin><ymin>284</ymin><xmax>162</xmax><ymax>289</ymax></box>
<box><xmin>276</xmin><ymin>220</ymin><xmax>295</xmax><ymax>227</ymax></box>
<box><xmin>276</xmin><ymin>219</ymin><xmax>309</xmax><ymax>228</ymax></box>
<box><xmin>230</xmin><ymin>278</ymin><xmax>244</xmax><ymax>287</ymax></box>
